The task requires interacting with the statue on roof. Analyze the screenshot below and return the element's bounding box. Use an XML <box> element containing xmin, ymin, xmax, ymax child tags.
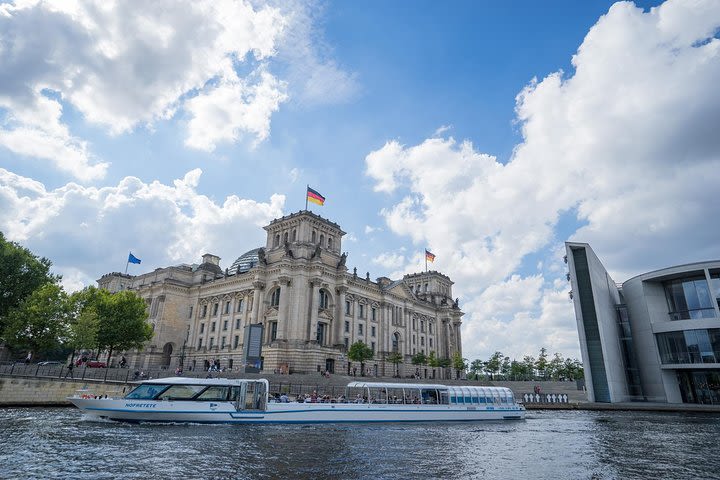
<box><xmin>337</xmin><ymin>252</ymin><xmax>347</xmax><ymax>268</ymax></box>
<box><xmin>257</xmin><ymin>248</ymin><xmax>267</xmax><ymax>265</ymax></box>
<box><xmin>311</xmin><ymin>243</ymin><xmax>321</xmax><ymax>259</ymax></box>
<box><xmin>284</xmin><ymin>242</ymin><xmax>294</xmax><ymax>258</ymax></box>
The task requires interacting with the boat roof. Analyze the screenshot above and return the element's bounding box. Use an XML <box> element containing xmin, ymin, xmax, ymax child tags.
<box><xmin>142</xmin><ymin>377</ymin><xmax>268</xmax><ymax>386</ymax></box>
<box><xmin>346</xmin><ymin>381</ymin><xmax>449</xmax><ymax>390</ymax></box>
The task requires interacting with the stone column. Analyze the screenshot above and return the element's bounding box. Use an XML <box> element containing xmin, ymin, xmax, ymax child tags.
<box><xmin>308</xmin><ymin>278</ymin><xmax>321</xmax><ymax>343</ymax></box>
<box><xmin>276</xmin><ymin>276</ymin><xmax>291</xmax><ymax>340</ymax></box>
<box><xmin>454</xmin><ymin>321</ymin><xmax>462</xmax><ymax>357</ymax></box>
<box><xmin>250</xmin><ymin>281</ymin><xmax>264</xmax><ymax>325</ymax></box>
<box><xmin>334</xmin><ymin>286</ymin><xmax>347</xmax><ymax>347</ymax></box>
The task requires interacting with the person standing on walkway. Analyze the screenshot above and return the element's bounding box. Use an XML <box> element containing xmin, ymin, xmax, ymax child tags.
<box><xmin>65</xmin><ymin>362</ymin><xmax>74</xmax><ymax>379</ymax></box>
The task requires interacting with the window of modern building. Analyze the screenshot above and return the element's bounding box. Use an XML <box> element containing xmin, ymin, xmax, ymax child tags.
<box><xmin>271</xmin><ymin>288</ymin><xmax>281</xmax><ymax>307</ymax></box>
<box><xmin>317</xmin><ymin>323</ymin><xmax>326</xmax><ymax>345</ymax></box>
<box><xmin>710</xmin><ymin>271</ymin><xmax>720</xmax><ymax>310</ymax></box>
<box><xmin>213</xmin><ymin>303</ymin><xmax>219</xmax><ymax>316</ymax></box>
<box><xmin>345</xmin><ymin>301</ymin><xmax>351</xmax><ymax>315</ymax></box>
<box><xmin>200</xmin><ymin>323</ymin><xmax>205</xmax><ymax>334</ymax></box>
<box><xmin>201</xmin><ymin>305</ymin><xmax>207</xmax><ymax>318</ymax></box>
<box><xmin>359</xmin><ymin>304</ymin><xmax>365</xmax><ymax>318</ymax></box>
<box><xmin>233</xmin><ymin>335</ymin><xmax>239</xmax><ymax>349</ymax></box>
<box><xmin>211</xmin><ymin>322</ymin><xmax>216</xmax><ymax>332</ymax></box>
<box><xmin>657</xmin><ymin>328</ymin><xmax>720</xmax><ymax>364</ymax></box>
<box><xmin>371</xmin><ymin>326</ymin><xmax>376</xmax><ymax>337</ymax></box>
<box><xmin>358</xmin><ymin>323</ymin><xmax>364</xmax><ymax>335</ymax></box>
<box><xmin>270</xmin><ymin>321</ymin><xmax>278</xmax><ymax>342</ymax></box>
<box><xmin>344</xmin><ymin>321</ymin><xmax>350</xmax><ymax>333</ymax></box>
<box><xmin>320</xmin><ymin>289</ymin><xmax>329</xmax><ymax>309</ymax></box>
<box><xmin>371</xmin><ymin>307</ymin><xmax>376</xmax><ymax>321</ymax></box>
<box><xmin>224</xmin><ymin>301</ymin><xmax>230</xmax><ymax>314</ymax></box>
<box><xmin>223</xmin><ymin>320</ymin><xmax>228</xmax><ymax>331</ymax></box>
<box><xmin>665</xmin><ymin>276</ymin><xmax>715</xmax><ymax>320</ymax></box>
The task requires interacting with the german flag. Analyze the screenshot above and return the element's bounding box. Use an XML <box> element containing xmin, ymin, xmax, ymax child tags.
<box><xmin>425</xmin><ymin>249</ymin><xmax>436</xmax><ymax>262</ymax></box>
<box><xmin>307</xmin><ymin>186</ymin><xmax>325</xmax><ymax>206</ymax></box>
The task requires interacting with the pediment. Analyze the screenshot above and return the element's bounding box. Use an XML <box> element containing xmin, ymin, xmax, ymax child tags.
<box><xmin>387</xmin><ymin>282</ymin><xmax>414</xmax><ymax>300</ymax></box>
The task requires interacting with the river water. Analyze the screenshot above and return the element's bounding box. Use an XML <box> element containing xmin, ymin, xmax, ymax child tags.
<box><xmin>1</xmin><ymin>407</ymin><xmax>717</xmax><ymax>479</ymax></box>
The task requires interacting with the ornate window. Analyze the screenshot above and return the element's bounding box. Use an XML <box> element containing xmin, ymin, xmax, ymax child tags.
<box><xmin>392</xmin><ymin>333</ymin><xmax>400</xmax><ymax>353</ymax></box>
<box><xmin>328</xmin><ymin>237</ymin><xmax>333</xmax><ymax>250</ymax></box>
<box><xmin>320</xmin><ymin>289</ymin><xmax>329</xmax><ymax>309</ymax></box>
<box><xmin>320</xmin><ymin>234</ymin><xmax>325</xmax><ymax>247</ymax></box>
<box><xmin>270</xmin><ymin>288</ymin><xmax>281</xmax><ymax>307</ymax></box>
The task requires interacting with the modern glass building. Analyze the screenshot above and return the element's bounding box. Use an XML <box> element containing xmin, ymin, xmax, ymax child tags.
<box><xmin>566</xmin><ymin>243</ymin><xmax>720</xmax><ymax>404</ymax></box>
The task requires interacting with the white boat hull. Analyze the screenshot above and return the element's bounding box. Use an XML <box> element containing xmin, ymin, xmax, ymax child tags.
<box><xmin>69</xmin><ymin>398</ymin><xmax>525</xmax><ymax>424</ymax></box>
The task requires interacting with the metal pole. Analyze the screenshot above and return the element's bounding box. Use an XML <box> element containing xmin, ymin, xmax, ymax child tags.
<box><xmin>305</xmin><ymin>184</ymin><xmax>309</xmax><ymax>211</ymax></box>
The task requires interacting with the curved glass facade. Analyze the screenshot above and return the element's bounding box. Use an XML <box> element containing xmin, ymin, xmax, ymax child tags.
<box><xmin>228</xmin><ymin>248</ymin><xmax>262</xmax><ymax>274</ymax></box>
<box><xmin>657</xmin><ymin>329</ymin><xmax>720</xmax><ymax>364</ymax></box>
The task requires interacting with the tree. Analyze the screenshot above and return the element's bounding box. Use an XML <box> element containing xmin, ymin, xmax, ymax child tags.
<box><xmin>522</xmin><ymin>355</ymin><xmax>536</xmax><ymax>379</ymax></box>
<box><xmin>484</xmin><ymin>351</ymin><xmax>503</xmax><ymax>379</ymax></box>
<box><xmin>469</xmin><ymin>359</ymin><xmax>485</xmax><ymax>380</ymax></box>
<box><xmin>452</xmin><ymin>351</ymin><xmax>467</xmax><ymax>379</ymax></box>
<box><xmin>535</xmin><ymin>347</ymin><xmax>549</xmax><ymax>378</ymax></box>
<box><xmin>510</xmin><ymin>359</ymin><xmax>524</xmax><ymax>380</ymax></box>
<box><xmin>386</xmin><ymin>352</ymin><xmax>403</xmax><ymax>377</ymax></box>
<box><xmin>548</xmin><ymin>352</ymin><xmax>565</xmax><ymax>380</ymax></box>
<box><xmin>0</xmin><ymin>232</ymin><xmax>59</xmax><ymax>337</ymax></box>
<box><xmin>96</xmin><ymin>290</ymin><xmax>153</xmax><ymax>365</ymax></box>
<box><xmin>411</xmin><ymin>351</ymin><xmax>427</xmax><ymax>366</ymax></box>
<box><xmin>347</xmin><ymin>341</ymin><xmax>374</xmax><ymax>376</ymax></box>
<box><xmin>3</xmin><ymin>283</ymin><xmax>71</xmax><ymax>357</ymax></box>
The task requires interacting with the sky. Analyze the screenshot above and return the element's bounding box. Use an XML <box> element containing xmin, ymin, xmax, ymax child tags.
<box><xmin>1</xmin><ymin>0</ymin><xmax>719</xmax><ymax>362</ymax></box>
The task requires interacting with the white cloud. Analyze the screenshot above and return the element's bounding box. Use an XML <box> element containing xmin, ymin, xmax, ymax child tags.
<box><xmin>0</xmin><ymin>0</ymin><xmax>352</xmax><ymax>178</ymax></box>
<box><xmin>371</xmin><ymin>252</ymin><xmax>405</xmax><ymax>271</ymax></box>
<box><xmin>288</xmin><ymin>167</ymin><xmax>302</xmax><ymax>183</ymax></box>
<box><xmin>364</xmin><ymin>225</ymin><xmax>381</xmax><ymax>235</ymax></box>
<box><xmin>365</xmin><ymin>0</ymin><xmax>720</xmax><ymax>359</ymax></box>
<box><xmin>0</xmin><ymin>167</ymin><xmax>285</xmax><ymax>292</ymax></box>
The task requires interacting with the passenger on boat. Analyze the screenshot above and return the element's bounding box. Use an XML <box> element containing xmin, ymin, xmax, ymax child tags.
<box><xmin>279</xmin><ymin>393</ymin><xmax>289</xmax><ymax>403</ymax></box>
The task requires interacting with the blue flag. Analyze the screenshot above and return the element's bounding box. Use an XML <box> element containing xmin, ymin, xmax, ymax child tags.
<box><xmin>128</xmin><ymin>252</ymin><xmax>141</xmax><ymax>264</ymax></box>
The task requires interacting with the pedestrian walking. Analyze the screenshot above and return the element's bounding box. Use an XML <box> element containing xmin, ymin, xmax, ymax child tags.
<box><xmin>65</xmin><ymin>362</ymin><xmax>74</xmax><ymax>379</ymax></box>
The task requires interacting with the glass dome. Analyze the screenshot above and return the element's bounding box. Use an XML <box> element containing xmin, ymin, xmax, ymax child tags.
<box><xmin>229</xmin><ymin>247</ymin><xmax>262</xmax><ymax>274</ymax></box>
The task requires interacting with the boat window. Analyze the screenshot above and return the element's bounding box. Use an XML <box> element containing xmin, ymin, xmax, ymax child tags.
<box><xmin>387</xmin><ymin>388</ymin><xmax>405</xmax><ymax>404</ymax></box>
<box><xmin>243</xmin><ymin>382</ymin><xmax>267</xmax><ymax>410</ymax></box>
<box><xmin>158</xmin><ymin>384</ymin><xmax>205</xmax><ymax>400</ymax></box>
<box><xmin>439</xmin><ymin>391</ymin><xmax>449</xmax><ymax>405</ymax></box>
<box><xmin>421</xmin><ymin>389</ymin><xmax>439</xmax><ymax>404</ymax></box>
<box><xmin>368</xmin><ymin>387</ymin><xmax>388</xmax><ymax>404</ymax></box>
<box><xmin>125</xmin><ymin>384</ymin><xmax>170</xmax><ymax>400</ymax></box>
<box><xmin>196</xmin><ymin>386</ymin><xmax>230</xmax><ymax>401</ymax></box>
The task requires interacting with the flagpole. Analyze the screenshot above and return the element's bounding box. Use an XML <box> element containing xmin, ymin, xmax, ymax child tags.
<box><xmin>125</xmin><ymin>257</ymin><xmax>129</xmax><ymax>274</ymax></box>
<box><xmin>305</xmin><ymin>184</ymin><xmax>309</xmax><ymax>211</ymax></box>
<box><xmin>425</xmin><ymin>251</ymin><xmax>428</xmax><ymax>272</ymax></box>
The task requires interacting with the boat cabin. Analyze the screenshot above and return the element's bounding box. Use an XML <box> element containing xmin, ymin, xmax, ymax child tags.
<box><xmin>124</xmin><ymin>377</ymin><xmax>268</xmax><ymax>410</ymax></box>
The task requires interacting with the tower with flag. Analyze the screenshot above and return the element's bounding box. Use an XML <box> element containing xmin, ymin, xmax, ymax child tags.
<box><xmin>425</xmin><ymin>249</ymin><xmax>435</xmax><ymax>271</ymax></box>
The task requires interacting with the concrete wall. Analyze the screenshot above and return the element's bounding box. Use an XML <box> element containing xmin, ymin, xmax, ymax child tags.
<box><xmin>0</xmin><ymin>377</ymin><xmax>130</xmax><ymax>406</ymax></box>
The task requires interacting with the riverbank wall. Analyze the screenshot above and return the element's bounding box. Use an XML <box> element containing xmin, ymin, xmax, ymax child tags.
<box><xmin>0</xmin><ymin>377</ymin><xmax>129</xmax><ymax>406</ymax></box>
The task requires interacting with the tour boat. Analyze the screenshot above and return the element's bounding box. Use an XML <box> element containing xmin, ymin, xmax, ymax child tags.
<box><xmin>68</xmin><ymin>377</ymin><xmax>525</xmax><ymax>424</ymax></box>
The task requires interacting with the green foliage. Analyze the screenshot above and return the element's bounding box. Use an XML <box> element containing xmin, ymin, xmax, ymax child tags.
<box><xmin>67</xmin><ymin>287</ymin><xmax>103</xmax><ymax>352</ymax></box>
<box><xmin>347</xmin><ymin>341</ymin><xmax>374</xmax><ymax>375</ymax></box>
<box><xmin>468</xmin><ymin>348</ymin><xmax>583</xmax><ymax>381</ymax></box>
<box><xmin>3</xmin><ymin>283</ymin><xmax>71</xmax><ymax>355</ymax></box>
<box><xmin>411</xmin><ymin>351</ymin><xmax>427</xmax><ymax>365</ymax></box>
<box><xmin>0</xmin><ymin>232</ymin><xmax>59</xmax><ymax>336</ymax></box>
<box><xmin>427</xmin><ymin>351</ymin><xmax>438</xmax><ymax>368</ymax></box>
<box><xmin>96</xmin><ymin>290</ymin><xmax>153</xmax><ymax>361</ymax></box>
<box><xmin>452</xmin><ymin>351</ymin><xmax>467</xmax><ymax>377</ymax></box>
<box><xmin>386</xmin><ymin>351</ymin><xmax>403</xmax><ymax>377</ymax></box>
<box><xmin>437</xmin><ymin>357</ymin><xmax>451</xmax><ymax>369</ymax></box>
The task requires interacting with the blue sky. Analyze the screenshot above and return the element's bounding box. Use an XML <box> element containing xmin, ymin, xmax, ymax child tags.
<box><xmin>1</xmin><ymin>0</ymin><xmax>719</xmax><ymax>361</ymax></box>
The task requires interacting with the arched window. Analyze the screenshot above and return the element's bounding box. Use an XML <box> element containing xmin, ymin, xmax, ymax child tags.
<box><xmin>392</xmin><ymin>333</ymin><xmax>400</xmax><ymax>353</ymax></box>
<box><xmin>270</xmin><ymin>288</ymin><xmax>281</xmax><ymax>307</ymax></box>
<box><xmin>292</xmin><ymin>229</ymin><xmax>296</xmax><ymax>241</ymax></box>
<box><xmin>328</xmin><ymin>237</ymin><xmax>333</xmax><ymax>250</ymax></box>
<box><xmin>311</xmin><ymin>230</ymin><xmax>316</xmax><ymax>243</ymax></box>
<box><xmin>319</xmin><ymin>289</ymin><xmax>329</xmax><ymax>309</ymax></box>
<box><xmin>424</xmin><ymin>283</ymin><xmax>428</xmax><ymax>293</ymax></box>
<box><xmin>274</xmin><ymin>234</ymin><xmax>280</xmax><ymax>248</ymax></box>
<box><xmin>320</xmin><ymin>234</ymin><xmax>325</xmax><ymax>246</ymax></box>
<box><xmin>283</xmin><ymin>232</ymin><xmax>288</xmax><ymax>243</ymax></box>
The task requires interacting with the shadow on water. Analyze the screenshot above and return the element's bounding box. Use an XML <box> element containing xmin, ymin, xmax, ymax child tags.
<box><xmin>1</xmin><ymin>408</ymin><xmax>719</xmax><ymax>479</ymax></box>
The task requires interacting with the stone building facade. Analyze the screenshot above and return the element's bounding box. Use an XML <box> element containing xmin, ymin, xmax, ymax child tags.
<box><xmin>98</xmin><ymin>211</ymin><xmax>464</xmax><ymax>378</ymax></box>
